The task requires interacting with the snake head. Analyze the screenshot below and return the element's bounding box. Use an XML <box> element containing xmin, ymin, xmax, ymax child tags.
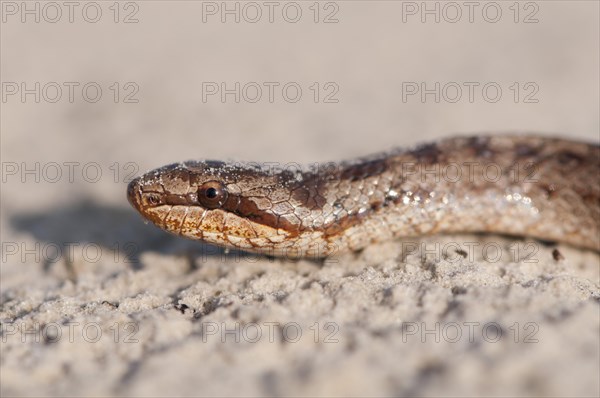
<box><xmin>127</xmin><ymin>160</ymin><xmax>316</xmax><ymax>255</ymax></box>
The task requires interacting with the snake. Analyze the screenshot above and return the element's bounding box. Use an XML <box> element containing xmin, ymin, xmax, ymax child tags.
<box><xmin>127</xmin><ymin>135</ymin><xmax>600</xmax><ymax>258</ymax></box>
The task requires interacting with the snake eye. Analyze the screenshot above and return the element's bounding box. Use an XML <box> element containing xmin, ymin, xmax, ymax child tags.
<box><xmin>198</xmin><ymin>181</ymin><xmax>227</xmax><ymax>209</ymax></box>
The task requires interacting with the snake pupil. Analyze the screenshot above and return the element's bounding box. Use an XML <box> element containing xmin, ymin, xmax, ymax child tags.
<box><xmin>198</xmin><ymin>181</ymin><xmax>228</xmax><ymax>209</ymax></box>
<box><xmin>205</xmin><ymin>187</ymin><xmax>218</xmax><ymax>199</ymax></box>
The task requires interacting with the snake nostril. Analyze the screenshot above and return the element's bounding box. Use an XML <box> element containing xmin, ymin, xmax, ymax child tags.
<box><xmin>147</xmin><ymin>195</ymin><xmax>160</xmax><ymax>205</ymax></box>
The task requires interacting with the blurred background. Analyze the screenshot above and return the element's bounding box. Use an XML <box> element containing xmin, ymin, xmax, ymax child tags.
<box><xmin>1</xmin><ymin>1</ymin><xmax>599</xmax><ymax>396</ymax></box>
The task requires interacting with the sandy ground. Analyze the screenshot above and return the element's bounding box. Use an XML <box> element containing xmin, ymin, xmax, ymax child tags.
<box><xmin>1</xmin><ymin>1</ymin><xmax>599</xmax><ymax>396</ymax></box>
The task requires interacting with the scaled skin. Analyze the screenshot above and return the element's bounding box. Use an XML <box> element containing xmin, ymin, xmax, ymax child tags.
<box><xmin>128</xmin><ymin>136</ymin><xmax>600</xmax><ymax>258</ymax></box>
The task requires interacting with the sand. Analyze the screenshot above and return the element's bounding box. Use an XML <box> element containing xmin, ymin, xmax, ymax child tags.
<box><xmin>1</xmin><ymin>2</ymin><xmax>599</xmax><ymax>396</ymax></box>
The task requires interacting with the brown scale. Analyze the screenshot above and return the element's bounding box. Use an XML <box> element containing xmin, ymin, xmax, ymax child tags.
<box><xmin>128</xmin><ymin>135</ymin><xmax>600</xmax><ymax>256</ymax></box>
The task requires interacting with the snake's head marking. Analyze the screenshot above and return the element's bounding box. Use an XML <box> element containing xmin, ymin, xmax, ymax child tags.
<box><xmin>127</xmin><ymin>161</ymin><xmax>312</xmax><ymax>255</ymax></box>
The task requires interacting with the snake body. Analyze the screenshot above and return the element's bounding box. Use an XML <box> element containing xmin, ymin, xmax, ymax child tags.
<box><xmin>127</xmin><ymin>135</ymin><xmax>600</xmax><ymax>257</ymax></box>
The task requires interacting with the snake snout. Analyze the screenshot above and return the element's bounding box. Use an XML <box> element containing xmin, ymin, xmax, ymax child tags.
<box><xmin>127</xmin><ymin>177</ymin><xmax>143</xmax><ymax>213</ymax></box>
